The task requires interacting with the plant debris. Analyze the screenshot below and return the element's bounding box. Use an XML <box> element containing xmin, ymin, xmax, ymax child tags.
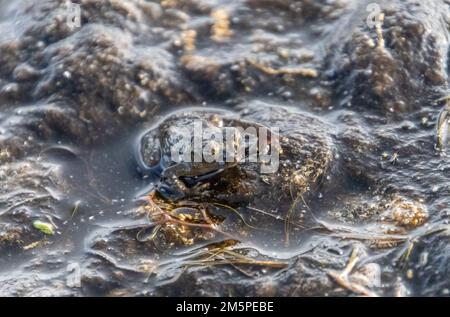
<box><xmin>33</xmin><ymin>220</ymin><xmax>55</xmax><ymax>235</ymax></box>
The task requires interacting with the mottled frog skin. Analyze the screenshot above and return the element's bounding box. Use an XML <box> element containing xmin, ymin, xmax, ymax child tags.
<box><xmin>136</xmin><ymin>102</ymin><xmax>340</xmax><ymax>204</ymax></box>
<box><xmin>137</xmin><ymin>109</ymin><xmax>258</xmax><ymax>200</ymax></box>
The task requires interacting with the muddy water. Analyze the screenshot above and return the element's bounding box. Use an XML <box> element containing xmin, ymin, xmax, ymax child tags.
<box><xmin>1</xmin><ymin>0</ymin><xmax>450</xmax><ymax>296</ymax></box>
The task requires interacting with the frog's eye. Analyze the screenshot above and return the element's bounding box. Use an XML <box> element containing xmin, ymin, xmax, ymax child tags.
<box><xmin>143</xmin><ymin>141</ymin><xmax>161</xmax><ymax>167</ymax></box>
<box><xmin>139</xmin><ymin>129</ymin><xmax>162</xmax><ymax>170</ymax></box>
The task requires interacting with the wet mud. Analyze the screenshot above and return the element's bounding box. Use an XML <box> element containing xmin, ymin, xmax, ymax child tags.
<box><xmin>1</xmin><ymin>0</ymin><xmax>450</xmax><ymax>296</ymax></box>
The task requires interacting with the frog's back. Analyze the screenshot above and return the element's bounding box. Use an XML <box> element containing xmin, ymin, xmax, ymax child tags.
<box><xmin>237</xmin><ymin>101</ymin><xmax>336</xmax><ymax>191</ymax></box>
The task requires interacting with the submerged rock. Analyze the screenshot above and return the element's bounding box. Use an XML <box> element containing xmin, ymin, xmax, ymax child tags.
<box><xmin>326</xmin><ymin>0</ymin><xmax>450</xmax><ymax>114</ymax></box>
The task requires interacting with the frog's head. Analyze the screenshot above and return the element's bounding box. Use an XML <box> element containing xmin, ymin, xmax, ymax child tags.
<box><xmin>136</xmin><ymin>126</ymin><xmax>162</xmax><ymax>177</ymax></box>
<box><xmin>137</xmin><ymin>112</ymin><xmax>250</xmax><ymax>200</ymax></box>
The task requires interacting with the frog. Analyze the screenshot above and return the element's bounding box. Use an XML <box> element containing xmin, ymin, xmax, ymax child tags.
<box><xmin>135</xmin><ymin>102</ymin><xmax>356</xmax><ymax>205</ymax></box>
<box><xmin>136</xmin><ymin>108</ymin><xmax>273</xmax><ymax>201</ymax></box>
<box><xmin>136</xmin><ymin>101</ymin><xmax>384</xmax><ymax>229</ymax></box>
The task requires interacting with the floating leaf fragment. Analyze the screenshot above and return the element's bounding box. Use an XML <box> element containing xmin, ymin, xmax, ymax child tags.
<box><xmin>33</xmin><ymin>220</ymin><xmax>55</xmax><ymax>235</ymax></box>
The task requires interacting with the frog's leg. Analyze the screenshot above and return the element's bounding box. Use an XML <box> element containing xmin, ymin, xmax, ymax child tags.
<box><xmin>157</xmin><ymin>163</ymin><xmax>195</xmax><ymax>201</ymax></box>
<box><xmin>158</xmin><ymin>162</ymin><xmax>227</xmax><ymax>201</ymax></box>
